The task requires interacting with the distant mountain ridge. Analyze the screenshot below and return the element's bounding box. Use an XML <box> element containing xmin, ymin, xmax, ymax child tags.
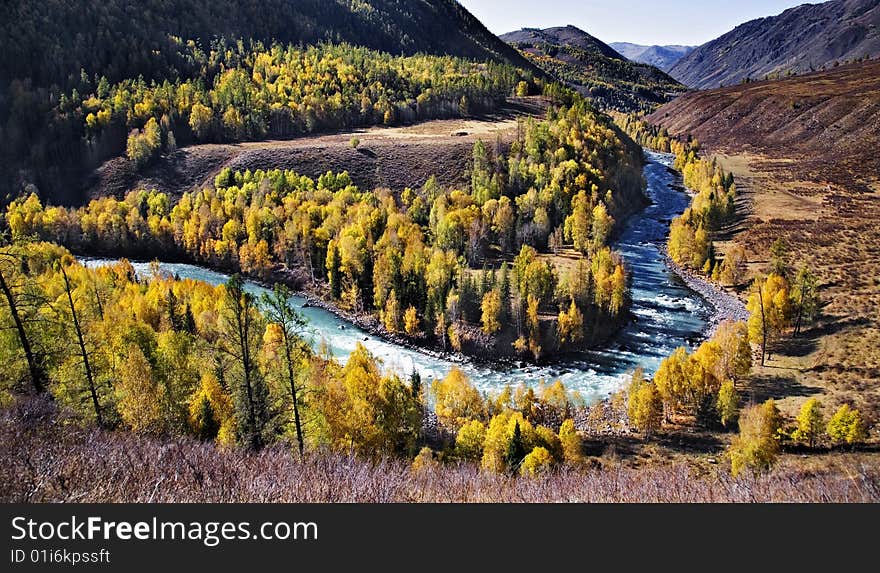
<box><xmin>501</xmin><ymin>25</ymin><xmax>626</xmax><ymax>60</ymax></box>
<box><xmin>500</xmin><ymin>25</ymin><xmax>686</xmax><ymax>113</ymax></box>
<box><xmin>610</xmin><ymin>43</ymin><xmax>695</xmax><ymax>72</ymax></box>
<box><xmin>669</xmin><ymin>0</ymin><xmax>880</xmax><ymax>89</ymax></box>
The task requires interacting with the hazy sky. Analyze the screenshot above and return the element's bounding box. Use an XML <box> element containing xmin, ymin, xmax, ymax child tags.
<box><xmin>458</xmin><ymin>0</ymin><xmax>815</xmax><ymax>46</ymax></box>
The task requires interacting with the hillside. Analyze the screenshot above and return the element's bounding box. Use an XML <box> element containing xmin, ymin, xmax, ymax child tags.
<box><xmin>0</xmin><ymin>0</ymin><xmax>535</xmax><ymax>93</ymax></box>
<box><xmin>502</xmin><ymin>26</ymin><xmax>626</xmax><ymax>60</ymax></box>
<box><xmin>669</xmin><ymin>0</ymin><xmax>880</xmax><ymax>89</ymax></box>
<box><xmin>647</xmin><ymin>59</ymin><xmax>880</xmax><ymax>420</ymax></box>
<box><xmin>0</xmin><ymin>0</ymin><xmax>541</xmax><ymax>206</ymax></box>
<box><xmin>610</xmin><ymin>43</ymin><xmax>694</xmax><ymax>71</ymax></box>
<box><xmin>86</xmin><ymin>98</ymin><xmax>548</xmax><ymax>200</ymax></box>
<box><xmin>501</xmin><ymin>26</ymin><xmax>686</xmax><ymax>112</ymax></box>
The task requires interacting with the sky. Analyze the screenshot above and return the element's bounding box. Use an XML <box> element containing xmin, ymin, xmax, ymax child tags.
<box><xmin>457</xmin><ymin>0</ymin><xmax>816</xmax><ymax>46</ymax></box>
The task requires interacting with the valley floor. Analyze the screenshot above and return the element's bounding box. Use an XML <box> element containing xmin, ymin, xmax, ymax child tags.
<box><xmin>711</xmin><ymin>151</ymin><xmax>880</xmax><ymax>424</ymax></box>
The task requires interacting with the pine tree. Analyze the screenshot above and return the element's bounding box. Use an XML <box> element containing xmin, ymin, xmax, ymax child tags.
<box><xmin>505</xmin><ymin>420</ymin><xmax>526</xmax><ymax>472</ymax></box>
<box><xmin>261</xmin><ymin>283</ymin><xmax>307</xmax><ymax>456</ymax></box>
<box><xmin>221</xmin><ymin>275</ymin><xmax>270</xmax><ymax>449</ymax></box>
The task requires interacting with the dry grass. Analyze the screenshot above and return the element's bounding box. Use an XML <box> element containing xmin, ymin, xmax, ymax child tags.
<box><xmin>88</xmin><ymin>97</ymin><xmax>548</xmax><ymax>201</ymax></box>
<box><xmin>2</xmin><ymin>398</ymin><xmax>878</xmax><ymax>503</ymax></box>
<box><xmin>648</xmin><ymin>61</ymin><xmax>880</xmax><ymax>422</ymax></box>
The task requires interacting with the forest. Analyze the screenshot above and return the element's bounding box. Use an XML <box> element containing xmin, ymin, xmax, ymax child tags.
<box><xmin>2</xmin><ymin>36</ymin><xmax>529</xmax><ymax>206</ymax></box>
<box><xmin>513</xmin><ymin>42</ymin><xmax>685</xmax><ymax>113</ymax></box>
<box><xmin>7</xmin><ymin>96</ymin><xmax>643</xmax><ymax>361</ymax></box>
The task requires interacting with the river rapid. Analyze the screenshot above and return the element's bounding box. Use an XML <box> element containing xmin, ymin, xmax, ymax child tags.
<box><xmin>83</xmin><ymin>151</ymin><xmax>711</xmax><ymax>403</ymax></box>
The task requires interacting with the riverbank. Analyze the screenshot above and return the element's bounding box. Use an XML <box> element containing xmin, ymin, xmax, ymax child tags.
<box><xmin>658</xmin><ymin>156</ymin><xmax>749</xmax><ymax>337</ymax></box>
<box><xmin>663</xmin><ymin>252</ymin><xmax>748</xmax><ymax>338</ymax></box>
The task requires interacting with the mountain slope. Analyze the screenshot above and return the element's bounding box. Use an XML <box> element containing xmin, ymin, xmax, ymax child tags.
<box><xmin>649</xmin><ymin>59</ymin><xmax>880</xmax><ymax>181</ymax></box>
<box><xmin>0</xmin><ymin>0</ymin><xmax>541</xmax><ymax>204</ymax></box>
<box><xmin>500</xmin><ymin>25</ymin><xmax>686</xmax><ymax>112</ymax></box>
<box><xmin>501</xmin><ymin>26</ymin><xmax>626</xmax><ymax>60</ymax></box>
<box><xmin>669</xmin><ymin>0</ymin><xmax>880</xmax><ymax>89</ymax></box>
<box><xmin>0</xmin><ymin>0</ymin><xmax>536</xmax><ymax>93</ymax></box>
<box><xmin>610</xmin><ymin>43</ymin><xmax>695</xmax><ymax>72</ymax></box>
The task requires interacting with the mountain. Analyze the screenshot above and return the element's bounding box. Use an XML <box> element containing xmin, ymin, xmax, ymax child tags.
<box><xmin>0</xmin><ymin>0</ymin><xmax>537</xmax><ymax>93</ymax></box>
<box><xmin>609</xmin><ymin>43</ymin><xmax>695</xmax><ymax>71</ymax></box>
<box><xmin>500</xmin><ymin>25</ymin><xmax>686</xmax><ymax>113</ymax></box>
<box><xmin>669</xmin><ymin>0</ymin><xmax>880</xmax><ymax>89</ymax></box>
<box><xmin>501</xmin><ymin>26</ymin><xmax>626</xmax><ymax>60</ymax></box>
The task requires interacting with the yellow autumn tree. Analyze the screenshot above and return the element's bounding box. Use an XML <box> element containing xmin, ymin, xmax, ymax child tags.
<box><xmin>747</xmin><ymin>274</ymin><xmax>792</xmax><ymax>365</ymax></box>
<box><xmin>188</xmin><ymin>372</ymin><xmax>236</xmax><ymax>446</ymax></box>
<box><xmin>520</xmin><ymin>446</ymin><xmax>554</xmax><ymax>476</ymax></box>
<box><xmin>481</xmin><ymin>410</ymin><xmax>536</xmax><ymax>473</ymax></box>
<box><xmin>116</xmin><ymin>344</ymin><xmax>164</xmax><ymax>434</ymax></box>
<box><xmin>729</xmin><ymin>399</ymin><xmax>783</xmax><ymax>477</ymax></box>
<box><xmin>430</xmin><ymin>367</ymin><xmax>485</xmax><ymax>432</ymax></box>
<box><xmin>455</xmin><ymin>419</ymin><xmax>486</xmax><ymax>461</ymax></box>
<box><xmin>480</xmin><ymin>288</ymin><xmax>502</xmax><ymax>334</ymax></box>
<box><xmin>558</xmin><ymin>419</ymin><xmax>582</xmax><ymax>463</ymax></box>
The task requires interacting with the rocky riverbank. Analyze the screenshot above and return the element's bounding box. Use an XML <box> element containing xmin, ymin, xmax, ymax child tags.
<box><xmin>663</xmin><ymin>253</ymin><xmax>749</xmax><ymax>337</ymax></box>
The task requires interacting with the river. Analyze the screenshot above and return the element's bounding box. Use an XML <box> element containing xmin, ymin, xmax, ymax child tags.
<box><xmin>83</xmin><ymin>151</ymin><xmax>710</xmax><ymax>403</ymax></box>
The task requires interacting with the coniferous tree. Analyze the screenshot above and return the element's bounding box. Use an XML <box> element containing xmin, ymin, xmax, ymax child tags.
<box><xmin>220</xmin><ymin>275</ymin><xmax>270</xmax><ymax>449</ymax></box>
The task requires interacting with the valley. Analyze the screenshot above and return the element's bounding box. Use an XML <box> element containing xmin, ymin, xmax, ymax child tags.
<box><xmin>0</xmin><ymin>0</ymin><xmax>878</xmax><ymax>504</ymax></box>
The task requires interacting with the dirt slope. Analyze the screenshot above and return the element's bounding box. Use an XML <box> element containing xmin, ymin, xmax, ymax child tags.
<box><xmin>86</xmin><ymin>99</ymin><xmax>547</xmax><ymax>200</ymax></box>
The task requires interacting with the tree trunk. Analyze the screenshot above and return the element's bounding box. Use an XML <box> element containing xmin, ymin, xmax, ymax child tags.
<box><xmin>795</xmin><ymin>278</ymin><xmax>806</xmax><ymax>336</ymax></box>
<box><xmin>758</xmin><ymin>284</ymin><xmax>767</xmax><ymax>366</ymax></box>
<box><xmin>238</xmin><ymin>299</ymin><xmax>258</xmax><ymax>449</ymax></box>
<box><xmin>0</xmin><ymin>268</ymin><xmax>45</xmax><ymax>393</ymax></box>
<box><xmin>283</xmin><ymin>331</ymin><xmax>305</xmax><ymax>457</ymax></box>
<box><xmin>61</xmin><ymin>266</ymin><xmax>103</xmax><ymax>427</ymax></box>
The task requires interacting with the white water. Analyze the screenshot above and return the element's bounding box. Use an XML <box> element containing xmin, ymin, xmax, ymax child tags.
<box><xmin>83</xmin><ymin>152</ymin><xmax>710</xmax><ymax>403</ymax></box>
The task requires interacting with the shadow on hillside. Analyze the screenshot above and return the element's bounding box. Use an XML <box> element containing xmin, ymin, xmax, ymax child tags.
<box><xmin>745</xmin><ymin>373</ymin><xmax>820</xmax><ymax>404</ymax></box>
<box><xmin>582</xmin><ymin>431</ymin><xmax>725</xmax><ymax>458</ymax></box>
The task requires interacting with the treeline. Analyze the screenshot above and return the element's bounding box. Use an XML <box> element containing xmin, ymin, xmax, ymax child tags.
<box><xmin>0</xmin><ymin>241</ymin><xmax>585</xmax><ymax>475</ymax></box>
<box><xmin>8</xmin><ymin>99</ymin><xmax>642</xmax><ymax>361</ymax></box>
